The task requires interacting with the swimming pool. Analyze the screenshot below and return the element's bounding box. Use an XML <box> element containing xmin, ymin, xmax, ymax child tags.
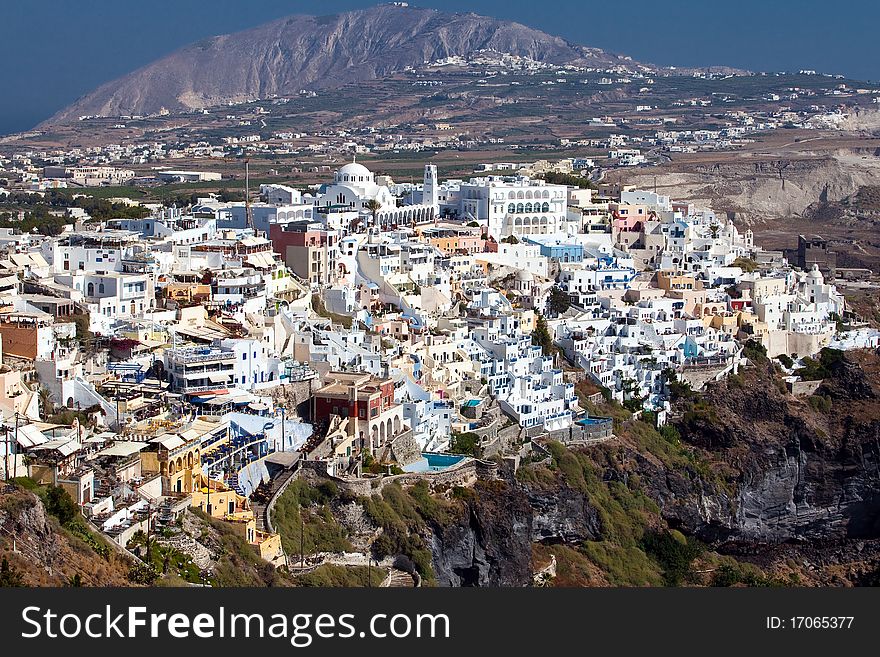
<box><xmin>402</xmin><ymin>452</ymin><xmax>466</xmax><ymax>473</ymax></box>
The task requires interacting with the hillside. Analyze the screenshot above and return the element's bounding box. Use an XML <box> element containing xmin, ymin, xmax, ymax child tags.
<box><xmin>0</xmin><ymin>483</ymin><xmax>136</xmax><ymax>586</ymax></box>
<box><xmin>6</xmin><ymin>349</ymin><xmax>880</xmax><ymax>588</ymax></box>
<box><xmin>46</xmin><ymin>5</ymin><xmax>639</xmax><ymax>124</ymax></box>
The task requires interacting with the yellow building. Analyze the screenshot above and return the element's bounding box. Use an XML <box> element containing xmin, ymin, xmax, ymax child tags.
<box><xmin>139</xmin><ymin>419</ymin><xmax>227</xmax><ymax>495</ymax></box>
<box><xmin>192</xmin><ymin>479</ymin><xmax>285</xmax><ymax>568</ymax></box>
<box><xmin>656</xmin><ymin>270</ymin><xmax>700</xmax><ymax>292</ymax></box>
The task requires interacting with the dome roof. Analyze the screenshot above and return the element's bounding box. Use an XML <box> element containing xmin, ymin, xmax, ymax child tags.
<box><xmin>515</xmin><ymin>268</ymin><xmax>534</xmax><ymax>282</ymax></box>
<box><xmin>337</xmin><ymin>161</ymin><xmax>372</xmax><ymax>179</ymax></box>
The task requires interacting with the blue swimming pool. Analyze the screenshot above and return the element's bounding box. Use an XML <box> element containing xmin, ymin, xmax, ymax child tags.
<box><xmin>402</xmin><ymin>452</ymin><xmax>466</xmax><ymax>473</ymax></box>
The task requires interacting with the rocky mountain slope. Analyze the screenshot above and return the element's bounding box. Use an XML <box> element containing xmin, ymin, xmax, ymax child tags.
<box><xmin>46</xmin><ymin>5</ymin><xmax>639</xmax><ymax>124</ymax></box>
<box><xmin>0</xmin><ymin>484</ymin><xmax>136</xmax><ymax>586</ymax></box>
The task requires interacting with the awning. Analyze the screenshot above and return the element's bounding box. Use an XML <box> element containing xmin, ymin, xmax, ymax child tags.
<box><xmin>32</xmin><ymin>437</ymin><xmax>81</xmax><ymax>457</ymax></box>
<box><xmin>208</xmin><ymin>372</ymin><xmax>231</xmax><ymax>383</ymax></box>
<box><xmin>96</xmin><ymin>442</ymin><xmax>148</xmax><ymax>458</ymax></box>
<box><xmin>188</xmin><ymin>390</ymin><xmax>228</xmax><ymax>400</ymax></box>
<box><xmin>152</xmin><ymin>435</ymin><xmax>184</xmax><ymax>450</ymax></box>
<box><xmin>15</xmin><ymin>423</ymin><xmax>49</xmax><ymax>448</ymax></box>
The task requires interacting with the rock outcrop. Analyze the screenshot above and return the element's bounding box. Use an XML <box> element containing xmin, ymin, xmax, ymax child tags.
<box><xmin>429</xmin><ymin>480</ymin><xmax>533</xmax><ymax>586</ymax></box>
<box><xmin>667</xmin><ymin>351</ymin><xmax>880</xmax><ymax>546</ymax></box>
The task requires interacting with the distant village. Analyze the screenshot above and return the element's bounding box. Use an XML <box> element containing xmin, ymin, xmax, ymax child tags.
<box><xmin>0</xmin><ymin>152</ymin><xmax>877</xmax><ymax>575</ymax></box>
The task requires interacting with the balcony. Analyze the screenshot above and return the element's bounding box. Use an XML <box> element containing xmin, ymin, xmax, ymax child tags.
<box><xmin>169</xmin><ymin>348</ymin><xmax>236</xmax><ymax>364</ymax></box>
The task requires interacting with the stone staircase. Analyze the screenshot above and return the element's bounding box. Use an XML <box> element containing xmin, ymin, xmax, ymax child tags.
<box><xmin>252</xmin><ymin>466</ymin><xmax>298</xmax><ymax>533</ymax></box>
<box><xmin>382</xmin><ymin>568</ymin><xmax>418</xmax><ymax>587</ymax></box>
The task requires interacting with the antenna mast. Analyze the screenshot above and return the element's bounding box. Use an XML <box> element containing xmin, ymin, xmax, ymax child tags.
<box><xmin>245</xmin><ymin>158</ymin><xmax>254</xmax><ymax>232</ymax></box>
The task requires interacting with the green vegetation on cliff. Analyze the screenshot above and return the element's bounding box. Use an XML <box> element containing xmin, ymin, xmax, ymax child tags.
<box><xmin>272</xmin><ymin>480</ymin><xmax>352</xmax><ymax>556</ymax></box>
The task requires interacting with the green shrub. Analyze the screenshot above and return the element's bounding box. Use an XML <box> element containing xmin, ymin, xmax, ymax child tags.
<box><xmin>776</xmin><ymin>354</ymin><xmax>794</xmax><ymax>369</ymax></box>
<box><xmin>449</xmin><ymin>432</ymin><xmax>480</xmax><ymax>457</ymax></box>
<box><xmin>807</xmin><ymin>395</ymin><xmax>832</xmax><ymax>413</ymax></box>
<box><xmin>640</xmin><ymin>530</ymin><xmax>704</xmax><ymax>586</ymax></box>
<box><xmin>44</xmin><ymin>485</ymin><xmax>79</xmax><ymax>526</ymax></box>
<box><xmin>272</xmin><ymin>479</ymin><xmax>352</xmax><ymax>556</ymax></box>
<box><xmin>581</xmin><ymin>541</ymin><xmax>662</xmax><ymax>586</ymax></box>
<box><xmin>742</xmin><ymin>339</ymin><xmax>767</xmax><ymax>363</ymax></box>
<box><xmin>0</xmin><ymin>557</ymin><xmax>25</xmax><ymax>587</ymax></box>
<box><xmin>296</xmin><ymin>564</ymin><xmax>384</xmax><ymax>587</ymax></box>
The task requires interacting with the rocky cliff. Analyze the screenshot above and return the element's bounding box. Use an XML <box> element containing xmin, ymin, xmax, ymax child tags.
<box><xmin>0</xmin><ymin>486</ymin><xmax>136</xmax><ymax>586</ymax></box>
<box><xmin>613</xmin><ymin>149</ymin><xmax>880</xmax><ymax>224</ymax></box>
<box><xmin>428</xmin><ymin>349</ymin><xmax>880</xmax><ymax>586</ymax></box>
<box><xmin>429</xmin><ymin>480</ymin><xmax>533</xmax><ymax>586</ymax></box>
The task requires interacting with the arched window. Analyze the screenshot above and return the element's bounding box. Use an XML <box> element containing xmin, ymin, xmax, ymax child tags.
<box><xmin>542</xmin><ymin>202</ymin><xmax>550</xmax><ymax>212</ymax></box>
<box><xmin>525</xmin><ymin>203</ymin><xmax>533</xmax><ymax>213</ymax></box>
<box><xmin>87</xmin><ymin>282</ymin><xmax>94</xmax><ymax>296</ymax></box>
<box><xmin>508</xmin><ymin>191</ymin><xmax>515</xmax><ymax>199</ymax></box>
<box><xmin>543</xmin><ymin>190</ymin><xmax>550</xmax><ymax>199</ymax></box>
<box><xmin>525</xmin><ymin>190</ymin><xmax>533</xmax><ymax>200</ymax></box>
<box><xmin>508</xmin><ymin>203</ymin><xmax>516</xmax><ymax>214</ymax></box>
<box><xmin>516</xmin><ymin>203</ymin><xmax>524</xmax><ymax>213</ymax></box>
<box><xmin>517</xmin><ymin>191</ymin><xmax>524</xmax><ymax>199</ymax></box>
<box><xmin>98</xmin><ymin>283</ymin><xmax>105</xmax><ymax>294</ymax></box>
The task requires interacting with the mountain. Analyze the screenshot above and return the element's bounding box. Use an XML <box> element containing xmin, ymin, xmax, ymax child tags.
<box><xmin>45</xmin><ymin>4</ymin><xmax>643</xmax><ymax>125</ymax></box>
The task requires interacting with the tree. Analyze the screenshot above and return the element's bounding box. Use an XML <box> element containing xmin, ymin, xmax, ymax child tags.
<box><xmin>38</xmin><ymin>387</ymin><xmax>55</xmax><ymax>419</ymax></box>
<box><xmin>449</xmin><ymin>432</ymin><xmax>480</xmax><ymax>457</ymax></box>
<box><xmin>532</xmin><ymin>313</ymin><xmax>554</xmax><ymax>355</ymax></box>
<box><xmin>0</xmin><ymin>558</ymin><xmax>24</xmax><ymax>587</ymax></box>
<box><xmin>44</xmin><ymin>485</ymin><xmax>79</xmax><ymax>526</ymax></box>
<box><xmin>500</xmin><ymin>235</ymin><xmax>519</xmax><ymax>244</ymax></box>
<box><xmin>364</xmin><ymin>199</ymin><xmax>382</xmax><ymax>230</ymax></box>
<box><xmin>732</xmin><ymin>256</ymin><xmax>759</xmax><ymax>273</ymax></box>
<box><xmin>547</xmin><ymin>286</ymin><xmax>571</xmax><ymax>316</ymax></box>
<box><xmin>541</xmin><ymin>171</ymin><xmax>594</xmax><ymax>189</ymax></box>
<box><xmin>742</xmin><ymin>339</ymin><xmax>768</xmax><ymax>363</ymax></box>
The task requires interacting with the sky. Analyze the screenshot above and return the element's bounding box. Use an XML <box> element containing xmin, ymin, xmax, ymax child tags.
<box><xmin>0</xmin><ymin>0</ymin><xmax>876</xmax><ymax>135</ymax></box>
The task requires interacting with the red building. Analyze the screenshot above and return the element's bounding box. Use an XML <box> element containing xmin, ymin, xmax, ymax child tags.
<box><xmin>312</xmin><ymin>372</ymin><xmax>403</xmax><ymax>450</ymax></box>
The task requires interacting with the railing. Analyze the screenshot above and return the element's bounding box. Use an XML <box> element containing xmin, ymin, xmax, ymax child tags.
<box><xmin>178</xmin><ymin>382</ymin><xmax>236</xmax><ymax>394</ymax></box>
<box><xmin>169</xmin><ymin>351</ymin><xmax>236</xmax><ymax>364</ymax></box>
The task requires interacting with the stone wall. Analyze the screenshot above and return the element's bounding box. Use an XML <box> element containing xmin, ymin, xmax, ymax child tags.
<box><xmin>789</xmin><ymin>379</ymin><xmax>824</xmax><ymax>397</ymax></box>
<box><xmin>265</xmin><ymin>378</ymin><xmax>319</xmax><ymax>415</ymax></box>
<box><xmin>680</xmin><ymin>363</ymin><xmax>733</xmax><ymax>391</ymax></box>
<box><xmin>298</xmin><ymin>456</ymin><xmax>490</xmax><ymax>496</ymax></box>
<box><xmin>528</xmin><ymin>418</ymin><xmax>613</xmax><ymax>445</ymax></box>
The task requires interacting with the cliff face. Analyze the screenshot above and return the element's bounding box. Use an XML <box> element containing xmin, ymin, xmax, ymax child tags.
<box><xmin>46</xmin><ymin>5</ymin><xmax>631</xmax><ymax>124</ymax></box>
<box><xmin>667</xmin><ymin>352</ymin><xmax>880</xmax><ymax>546</ymax></box>
<box><xmin>429</xmin><ymin>481</ymin><xmax>533</xmax><ymax>587</ymax></box>
<box><xmin>0</xmin><ymin>487</ymin><xmax>135</xmax><ymax>586</ymax></box>
<box><xmin>429</xmin><ymin>349</ymin><xmax>880</xmax><ymax>586</ymax></box>
<box><xmin>613</xmin><ymin>152</ymin><xmax>880</xmax><ymax>223</ymax></box>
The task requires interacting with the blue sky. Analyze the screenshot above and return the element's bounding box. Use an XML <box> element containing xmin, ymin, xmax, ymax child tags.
<box><xmin>0</xmin><ymin>0</ymin><xmax>876</xmax><ymax>135</ymax></box>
